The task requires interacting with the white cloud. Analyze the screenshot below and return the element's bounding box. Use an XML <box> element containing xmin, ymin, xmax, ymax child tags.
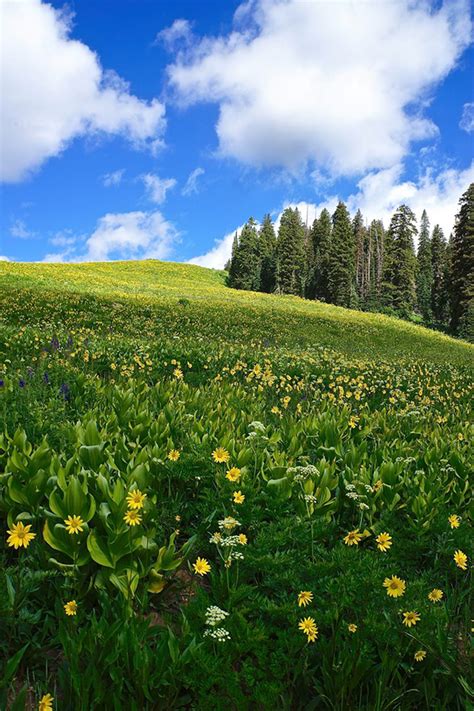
<box><xmin>460</xmin><ymin>102</ymin><xmax>474</xmax><ymax>132</ymax></box>
<box><xmin>81</xmin><ymin>210</ymin><xmax>178</xmax><ymax>261</ymax></box>
<box><xmin>348</xmin><ymin>162</ymin><xmax>474</xmax><ymax>238</ymax></box>
<box><xmin>188</xmin><ymin>224</ymin><xmax>244</xmax><ymax>269</ymax></box>
<box><xmin>155</xmin><ymin>19</ymin><xmax>193</xmax><ymax>48</ymax></box>
<box><xmin>0</xmin><ymin>255</ymin><xmax>10</xmax><ymax>261</ymax></box>
<box><xmin>40</xmin><ymin>210</ymin><xmax>179</xmax><ymax>263</ymax></box>
<box><xmin>141</xmin><ymin>173</ymin><xmax>177</xmax><ymax>204</ymax></box>
<box><xmin>182</xmin><ymin>167</ymin><xmax>205</xmax><ymax>196</ymax></box>
<box><xmin>10</xmin><ymin>219</ymin><xmax>36</xmax><ymax>239</ymax></box>
<box><xmin>1</xmin><ymin>0</ymin><xmax>166</xmax><ymax>182</ymax></box>
<box><xmin>168</xmin><ymin>0</ymin><xmax>471</xmax><ymax>175</ymax></box>
<box><xmin>102</xmin><ymin>169</ymin><xmax>125</xmax><ymax>187</ymax></box>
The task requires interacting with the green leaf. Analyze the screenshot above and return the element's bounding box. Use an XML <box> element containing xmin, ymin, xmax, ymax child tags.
<box><xmin>87</xmin><ymin>530</ymin><xmax>115</xmax><ymax>568</ymax></box>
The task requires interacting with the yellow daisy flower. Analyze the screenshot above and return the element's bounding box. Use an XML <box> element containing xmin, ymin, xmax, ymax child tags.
<box><xmin>168</xmin><ymin>449</ymin><xmax>180</xmax><ymax>461</ymax></box>
<box><xmin>414</xmin><ymin>650</ymin><xmax>426</xmax><ymax>662</ymax></box>
<box><xmin>39</xmin><ymin>693</ymin><xmax>54</xmax><ymax>711</ymax></box>
<box><xmin>454</xmin><ymin>550</ymin><xmax>467</xmax><ymax>570</ymax></box>
<box><xmin>64</xmin><ymin>600</ymin><xmax>78</xmax><ymax>616</ymax></box>
<box><xmin>226</xmin><ymin>467</ymin><xmax>241</xmax><ymax>482</ymax></box>
<box><xmin>193</xmin><ymin>557</ymin><xmax>211</xmax><ymax>576</ymax></box>
<box><xmin>238</xmin><ymin>533</ymin><xmax>248</xmax><ymax>545</ymax></box>
<box><xmin>298</xmin><ymin>616</ymin><xmax>318</xmax><ymax>642</ymax></box>
<box><xmin>448</xmin><ymin>514</ymin><xmax>460</xmax><ymax>529</ymax></box>
<box><xmin>383</xmin><ymin>575</ymin><xmax>406</xmax><ymax>598</ymax></box>
<box><xmin>124</xmin><ymin>509</ymin><xmax>142</xmax><ymax>526</ymax></box>
<box><xmin>402</xmin><ymin>611</ymin><xmax>420</xmax><ymax>627</ymax></box>
<box><xmin>6</xmin><ymin>522</ymin><xmax>36</xmax><ymax>549</ymax></box>
<box><xmin>233</xmin><ymin>491</ymin><xmax>245</xmax><ymax>504</ymax></box>
<box><xmin>376</xmin><ymin>532</ymin><xmax>392</xmax><ymax>552</ymax></box>
<box><xmin>348</xmin><ymin>623</ymin><xmax>358</xmax><ymax>633</ymax></box>
<box><xmin>343</xmin><ymin>529</ymin><xmax>363</xmax><ymax>546</ymax></box>
<box><xmin>212</xmin><ymin>447</ymin><xmax>230</xmax><ymax>463</ymax></box>
<box><xmin>428</xmin><ymin>588</ymin><xmax>443</xmax><ymax>603</ymax></box>
<box><xmin>126</xmin><ymin>488</ymin><xmax>146</xmax><ymax>510</ymax></box>
<box><xmin>298</xmin><ymin>591</ymin><xmax>313</xmax><ymax>607</ymax></box>
<box><xmin>64</xmin><ymin>515</ymin><xmax>84</xmax><ymax>535</ymax></box>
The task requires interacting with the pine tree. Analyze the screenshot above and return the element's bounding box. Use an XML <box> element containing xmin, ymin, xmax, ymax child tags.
<box><xmin>276</xmin><ymin>208</ymin><xmax>305</xmax><ymax>296</ymax></box>
<box><xmin>311</xmin><ymin>209</ymin><xmax>332</xmax><ymax>301</ymax></box>
<box><xmin>353</xmin><ymin>210</ymin><xmax>366</xmax><ymax>303</ymax></box>
<box><xmin>366</xmin><ymin>219</ymin><xmax>385</xmax><ymax>310</ymax></box>
<box><xmin>258</xmin><ymin>214</ymin><xmax>277</xmax><ymax>293</ymax></box>
<box><xmin>227</xmin><ymin>219</ymin><xmax>260</xmax><ymax>291</ymax></box>
<box><xmin>383</xmin><ymin>205</ymin><xmax>417</xmax><ymax>315</ymax></box>
<box><xmin>430</xmin><ymin>224</ymin><xmax>447</xmax><ymax>324</ymax></box>
<box><xmin>450</xmin><ymin>183</ymin><xmax>474</xmax><ymax>339</ymax></box>
<box><xmin>416</xmin><ymin>210</ymin><xmax>433</xmax><ymax>322</ymax></box>
<box><xmin>327</xmin><ymin>202</ymin><xmax>355</xmax><ymax>307</ymax></box>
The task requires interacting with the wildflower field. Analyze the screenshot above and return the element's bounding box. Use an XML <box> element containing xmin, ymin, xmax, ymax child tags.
<box><xmin>0</xmin><ymin>260</ymin><xmax>472</xmax><ymax>710</ymax></box>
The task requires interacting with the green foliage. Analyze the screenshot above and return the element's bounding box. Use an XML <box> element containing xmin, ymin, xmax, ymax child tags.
<box><xmin>0</xmin><ymin>258</ymin><xmax>472</xmax><ymax>709</ymax></box>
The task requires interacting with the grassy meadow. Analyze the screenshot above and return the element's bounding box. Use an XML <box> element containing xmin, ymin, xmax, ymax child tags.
<box><xmin>0</xmin><ymin>260</ymin><xmax>472</xmax><ymax>710</ymax></box>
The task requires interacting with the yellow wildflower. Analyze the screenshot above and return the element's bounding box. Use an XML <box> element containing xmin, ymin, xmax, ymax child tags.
<box><xmin>6</xmin><ymin>522</ymin><xmax>36</xmax><ymax>549</ymax></box>
<box><xmin>343</xmin><ymin>529</ymin><xmax>363</xmax><ymax>546</ymax></box>
<box><xmin>298</xmin><ymin>591</ymin><xmax>313</xmax><ymax>607</ymax></box>
<box><xmin>402</xmin><ymin>611</ymin><xmax>420</xmax><ymax>627</ymax></box>
<box><xmin>383</xmin><ymin>575</ymin><xmax>406</xmax><ymax>598</ymax></box>
<box><xmin>64</xmin><ymin>515</ymin><xmax>84</xmax><ymax>535</ymax></box>
<box><xmin>64</xmin><ymin>600</ymin><xmax>78</xmax><ymax>616</ymax></box>
<box><xmin>376</xmin><ymin>532</ymin><xmax>392</xmax><ymax>552</ymax></box>
<box><xmin>212</xmin><ymin>447</ymin><xmax>230</xmax><ymax>463</ymax></box>
<box><xmin>126</xmin><ymin>488</ymin><xmax>146</xmax><ymax>510</ymax></box>
<box><xmin>193</xmin><ymin>557</ymin><xmax>211</xmax><ymax>576</ymax></box>
<box><xmin>454</xmin><ymin>550</ymin><xmax>467</xmax><ymax>570</ymax></box>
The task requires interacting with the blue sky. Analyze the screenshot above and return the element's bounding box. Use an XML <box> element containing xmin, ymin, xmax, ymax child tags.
<box><xmin>1</xmin><ymin>0</ymin><xmax>473</xmax><ymax>266</ymax></box>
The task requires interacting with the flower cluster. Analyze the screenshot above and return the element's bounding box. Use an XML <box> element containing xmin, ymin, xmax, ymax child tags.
<box><xmin>204</xmin><ymin>605</ymin><xmax>231</xmax><ymax>642</ymax></box>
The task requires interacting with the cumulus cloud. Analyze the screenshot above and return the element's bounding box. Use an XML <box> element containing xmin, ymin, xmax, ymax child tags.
<box><xmin>0</xmin><ymin>255</ymin><xmax>10</xmax><ymax>262</ymax></box>
<box><xmin>182</xmin><ymin>167</ymin><xmax>205</xmax><ymax>196</ymax></box>
<box><xmin>1</xmin><ymin>0</ymin><xmax>166</xmax><ymax>182</ymax></box>
<box><xmin>141</xmin><ymin>173</ymin><xmax>177</xmax><ymax>204</ymax></box>
<box><xmin>83</xmin><ymin>211</ymin><xmax>178</xmax><ymax>261</ymax></box>
<box><xmin>348</xmin><ymin>162</ymin><xmax>474</xmax><ymax>237</ymax></box>
<box><xmin>168</xmin><ymin>0</ymin><xmax>471</xmax><ymax>175</ymax></box>
<box><xmin>155</xmin><ymin>19</ymin><xmax>193</xmax><ymax>48</ymax></box>
<box><xmin>102</xmin><ymin>169</ymin><xmax>125</xmax><ymax>187</ymax></box>
<box><xmin>188</xmin><ymin>224</ymin><xmax>244</xmax><ymax>269</ymax></box>
<box><xmin>459</xmin><ymin>102</ymin><xmax>474</xmax><ymax>132</ymax></box>
<box><xmin>10</xmin><ymin>219</ymin><xmax>36</xmax><ymax>239</ymax></box>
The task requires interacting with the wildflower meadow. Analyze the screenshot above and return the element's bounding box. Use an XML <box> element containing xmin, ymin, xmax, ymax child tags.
<box><xmin>0</xmin><ymin>260</ymin><xmax>472</xmax><ymax>710</ymax></box>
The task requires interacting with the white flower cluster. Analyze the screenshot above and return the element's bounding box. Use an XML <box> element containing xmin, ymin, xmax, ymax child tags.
<box><xmin>218</xmin><ymin>517</ymin><xmax>240</xmax><ymax>532</ymax></box>
<box><xmin>304</xmin><ymin>494</ymin><xmax>318</xmax><ymax>503</ymax></box>
<box><xmin>204</xmin><ymin>606</ymin><xmax>231</xmax><ymax>642</ymax></box>
<box><xmin>288</xmin><ymin>465</ymin><xmax>318</xmax><ymax>480</ymax></box>
<box><xmin>205</xmin><ymin>605</ymin><xmax>229</xmax><ymax>626</ymax></box>
<box><xmin>204</xmin><ymin>627</ymin><xmax>231</xmax><ymax>642</ymax></box>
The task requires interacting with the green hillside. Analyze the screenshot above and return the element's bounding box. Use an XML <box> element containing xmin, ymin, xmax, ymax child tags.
<box><xmin>0</xmin><ymin>260</ymin><xmax>472</xmax><ymax>710</ymax></box>
<box><xmin>0</xmin><ymin>259</ymin><xmax>472</xmax><ymax>365</ymax></box>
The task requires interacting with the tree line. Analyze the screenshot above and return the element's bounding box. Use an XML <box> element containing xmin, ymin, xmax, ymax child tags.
<box><xmin>226</xmin><ymin>183</ymin><xmax>473</xmax><ymax>341</ymax></box>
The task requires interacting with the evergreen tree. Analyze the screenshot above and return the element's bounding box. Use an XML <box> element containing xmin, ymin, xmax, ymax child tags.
<box><xmin>366</xmin><ymin>219</ymin><xmax>385</xmax><ymax>310</ymax></box>
<box><xmin>383</xmin><ymin>205</ymin><xmax>417</xmax><ymax>315</ymax></box>
<box><xmin>353</xmin><ymin>209</ymin><xmax>366</xmax><ymax>303</ymax></box>
<box><xmin>416</xmin><ymin>210</ymin><xmax>433</xmax><ymax>322</ymax></box>
<box><xmin>430</xmin><ymin>224</ymin><xmax>447</xmax><ymax>324</ymax></box>
<box><xmin>227</xmin><ymin>233</ymin><xmax>240</xmax><ymax>284</ymax></box>
<box><xmin>258</xmin><ymin>214</ymin><xmax>277</xmax><ymax>293</ymax></box>
<box><xmin>327</xmin><ymin>202</ymin><xmax>355</xmax><ymax>307</ymax></box>
<box><xmin>227</xmin><ymin>218</ymin><xmax>260</xmax><ymax>291</ymax></box>
<box><xmin>276</xmin><ymin>208</ymin><xmax>305</xmax><ymax>296</ymax></box>
<box><xmin>450</xmin><ymin>183</ymin><xmax>474</xmax><ymax>339</ymax></box>
<box><xmin>311</xmin><ymin>209</ymin><xmax>332</xmax><ymax>301</ymax></box>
